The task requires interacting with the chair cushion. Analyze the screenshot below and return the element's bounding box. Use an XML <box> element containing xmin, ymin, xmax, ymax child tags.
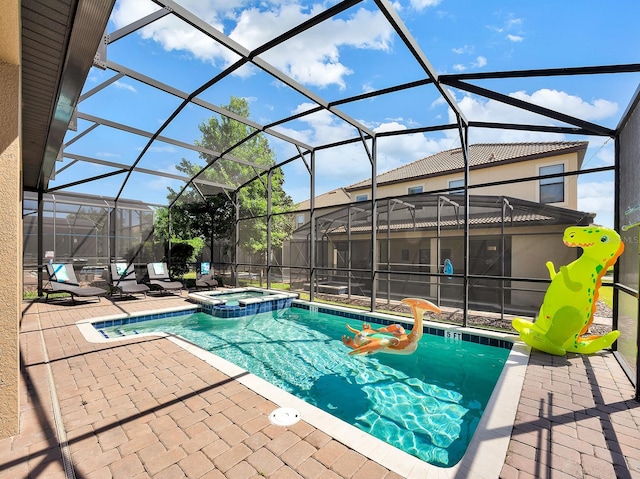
<box><xmin>52</xmin><ymin>263</ymin><xmax>69</xmax><ymax>282</ymax></box>
<box><xmin>152</xmin><ymin>262</ymin><xmax>165</xmax><ymax>275</ymax></box>
<box><xmin>115</xmin><ymin>262</ymin><xmax>129</xmax><ymax>277</ymax></box>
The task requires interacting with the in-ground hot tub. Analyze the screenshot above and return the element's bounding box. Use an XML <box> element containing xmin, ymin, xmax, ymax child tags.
<box><xmin>188</xmin><ymin>287</ymin><xmax>298</xmax><ymax>318</ymax></box>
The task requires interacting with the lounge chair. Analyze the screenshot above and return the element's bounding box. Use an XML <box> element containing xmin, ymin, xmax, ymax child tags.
<box><xmin>146</xmin><ymin>262</ymin><xmax>183</xmax><ymax>293</ymax></box>
<box><xmin>110</xmin><ymin>263</ymin><xmax>150</xmax><ymax>298</ymax></box>
<box><xmin>196</xmin><ymin>262</ymin><xmax>218</xmax><ymax>290</ymax></box>
<box><xmin>44</xmin><ymin>263</ymin><xmax>108</xmax><ymax>303</ymax></box>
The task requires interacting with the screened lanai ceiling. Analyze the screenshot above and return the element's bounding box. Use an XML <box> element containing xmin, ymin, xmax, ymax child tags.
<box><xmin>21</xmin><ymin>0</ymin><xmax>640</xmax><ymax>210</ymax></box>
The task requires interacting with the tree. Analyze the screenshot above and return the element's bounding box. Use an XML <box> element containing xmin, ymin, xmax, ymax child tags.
<box><xmin>162</xmin><ymin>96</ymin><xmax>294</xmax><ymax>262</ymax></box>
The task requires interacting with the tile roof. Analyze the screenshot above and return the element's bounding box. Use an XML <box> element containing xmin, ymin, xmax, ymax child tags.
<box><xmin>346</xmin><ymin>141</ymin><xmax>588</xmax><ymax>190</ymax></box>
<box><xmin>296</xmin><ymin>187</ymin><xmax>351</xmax><ymax>210</ymax></box>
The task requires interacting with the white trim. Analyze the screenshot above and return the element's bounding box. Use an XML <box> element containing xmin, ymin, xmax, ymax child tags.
<box><xmin>537</xmin><ymin>160</ymin><xmax>567</xmax><ymax>206</ymax></box>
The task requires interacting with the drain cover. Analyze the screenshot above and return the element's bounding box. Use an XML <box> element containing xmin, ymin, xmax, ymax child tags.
<box><xmin>269</xmin><ymin>407</ymin><xmax>301</xmax><ymax>426</ymax></box>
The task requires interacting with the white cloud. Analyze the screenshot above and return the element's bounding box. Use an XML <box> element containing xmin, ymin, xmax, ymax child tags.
<box><xmin>430</xmin><ymin>97</ymin><xmax>446</xmax><ymax>109</ymax></box>
<box><xmin>595</xmin><ymin>141</ymin><xmax>615</xmax><ymax>166</ymax></box>
<box><xmin>111</xmin><ymin>0</ymin><xmax>237</xmax><ymax>65</ymax></box>
<box><xmin>112</xmin><ymin>0</ymin><xmax>394</xmax><ymax>89</ymax></box>
<box><xmin>472</xmin><ymin>56</ymin><xmax>487</xmax><ymax>68</ymax></box>
<box><xmin>511</xmin><ymin>89</ymin><xmax>618</xmax><ymax>121</ymax></box>
<box><xmin>280</xmin><ymin>104</ymin><xmax>453</xmax><ymax>187</ymax></box>
<box><xmin>96</xmin><ymin>151</ymin><xmax>121</xmax><ymax>159</ymax></box>
<box><xmin>447</xmin><ymin>89</ymin><xmax>619</xmax><ymax>140</ymax></box>
<box><xmin>260</xmin><ymin>6</ymin><xmax>394</xmax><ymax>89</ymax></box>
<box><xmin>113</xmin><ymin>80</ymin><xmax>137</xmax><ymax>93</ymax></box>
<box><xmin>452</xmin><ymin>45</ymin><xmax>474</xmax><ymax>55</ymax></box>
<box><xmin>487</xmin><ymin>14</ymin><xmax>524</xmax><ymax>40</ymax></box>
<box><xmin>409</xmin><ymin>0</ymin><xmax>443</xmax><ymax>11</ymax></box>
<box><xmin>506</xmin><ymin>17</ymin><xmax>523</xmax><ymax>28</ymax></box>
<box><xmin>451</xmin><ymin>55</ymin><xmax>486</xmax><ymax>72</ymax></box>
<box><xmin>362</xmin><ymin>82</ymin><xmax>375</xmax><ymax>94</ymax></box>
<box><xmin>580</xmin><ymin>138</ymin><xmax>615</xmax><ymax>169</ymax></box>
<box><xmin>148</xmin><ymin>144</ymin><xmax>178</xmax><ymax>153</ymax></box>
<box><xmin>374</xmin><ymin>122</ymin><xmax>453</xmax><ymax>172</ymax></box>
<box><xmin>578</xmin><ymin>180</ymin><xmax>614</xmax><ymax>227</ymax></box>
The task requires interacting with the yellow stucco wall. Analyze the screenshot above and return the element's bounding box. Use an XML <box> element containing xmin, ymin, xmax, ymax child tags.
<box><xmin>0</xmin><ymin>0</ymin><xmax>21</xmax><ymax>438</ymax></box>
<box><xmin>349</xmin><ymin>151</ymin><xmax>580</xmax><ymax>210</ymax></box>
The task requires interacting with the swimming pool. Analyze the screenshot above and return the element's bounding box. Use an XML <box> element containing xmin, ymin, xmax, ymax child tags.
<box><xmin>80</xmin><ymin>300</ymin><xmax>528</xmax><ymax>476</ymax></box>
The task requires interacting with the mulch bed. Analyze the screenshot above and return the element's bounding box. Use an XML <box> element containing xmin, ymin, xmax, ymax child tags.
<box><xmin>310</xmin><ymin>293</ymin><xmax>613</xmax><ymax>336</ymax></box>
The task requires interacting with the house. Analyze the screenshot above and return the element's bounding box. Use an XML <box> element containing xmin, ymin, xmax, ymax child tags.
<box><xmin>345</xmin><ymin>141</ymin><xmax>587</xmax><ymax>208</ymax></box>
<box><xmin>289</xmin><ymin>142</ymin><xmax>595</xmax><ymax>314</ymax></box>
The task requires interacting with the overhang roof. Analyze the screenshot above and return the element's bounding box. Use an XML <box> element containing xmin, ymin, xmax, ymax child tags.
<box><xmin>21</xmin><ymin>0</ymin><xmax>115</xmax><ymax>192</ymax></box>
<box><xmin>292</xmin><ymin>194</ymin><xmax>594</xmax><ymax>239</ymax></box>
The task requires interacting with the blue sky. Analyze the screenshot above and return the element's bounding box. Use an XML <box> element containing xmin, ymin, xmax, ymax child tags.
<box><xmin>58</xmin><ymin>0</ymin><xmax>640</xmax><ymax>228</ymax></box>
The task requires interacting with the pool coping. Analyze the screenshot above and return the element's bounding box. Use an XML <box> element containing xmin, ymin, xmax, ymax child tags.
<box><xmin>76</xmin><ymin>301</ymin><xmax>530</xmax><ymax>479</ymax></box>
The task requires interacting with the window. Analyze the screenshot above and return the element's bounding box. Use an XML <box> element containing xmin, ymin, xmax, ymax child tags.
<box><xmin>449</xmin><ymin>179</ymin><xmax>464</xmax><ymax>194</ymax></box>
<box><xmin>401</xmin><ymin>249</ymin><xmax>410</xmax><ymax>261</ymax></box>
<box><xmin>539</xmin><ymin>164</ymin><xmax>564</xmax><ymax>203</ymax></box>
<box><xmin>296</xmin><ymin>214</ymin><xmax>305</xmax><ymax>227</ymax></box>
<box><xmin>355</xmin><ymin>194</ymin><xmax>368</xmax><ymax>202</ymax></box>
<box><xmin>407</xmin><ymin>185</ymin><xmax>423</xmax><ymax>195</ymax></box>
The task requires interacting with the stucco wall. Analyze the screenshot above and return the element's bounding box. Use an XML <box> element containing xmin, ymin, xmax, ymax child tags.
<box><xmin>0</xmin><ymin>59</ymin><xmax>21</xmax><ymax>438</ymax></box>
<box><xmin>349</xmin><ymin>151</ymin><xmax>580</xmax><ymax>210</ymax></box>
<box><xmin>0</xmin><ymin>0</ymin><xmax>21</xmax><ymax>438</ymax></box>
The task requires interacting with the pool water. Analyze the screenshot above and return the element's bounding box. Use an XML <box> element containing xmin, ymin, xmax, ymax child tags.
<box><xmin>104</xmin><ymin>306</ymin><xmax>509</xmax><ymax>467</ymax></box>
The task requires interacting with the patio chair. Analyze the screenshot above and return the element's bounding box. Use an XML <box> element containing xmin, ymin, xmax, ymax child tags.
<box><xmin>44</xmin><ymin>263</ymin><xmax>108</xmax><ymax>304</ymax></box>
<box><xmin>195</xmin><ymin>262</ymin><xmax>218</xmax><ymax>290</ymax></box>
<box><xmin>109</xmin><ymin>263</ymin><xmax>150</xmax><ymax>298</ymax></box>
<box><xmin>146</xmin><ymin>262</ymin><xmax>183</xmax><ymax>294</ymax></box>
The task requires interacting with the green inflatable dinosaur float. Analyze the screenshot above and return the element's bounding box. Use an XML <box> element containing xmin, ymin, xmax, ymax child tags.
<box><xmin>512</xmin><ymin>226</ymin><xmax>624</xmax><ymax>355</ymax></box>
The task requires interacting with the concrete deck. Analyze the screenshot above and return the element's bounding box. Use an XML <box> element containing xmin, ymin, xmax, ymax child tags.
<box><xmin>1</xmin><ymin>295</ymin><xmax>639</xmax><ymax>478</ymax></box>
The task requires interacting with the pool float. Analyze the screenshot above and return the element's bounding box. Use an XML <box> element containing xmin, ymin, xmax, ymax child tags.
<box><xmin>342</xmin><ymin>298</ymin><xmax>441</xmax><ymax>356</ymax></box>
<box><xmin>512</xmin><ymin>226</ymin><xmax>624</xmax><ymax>355</ymax></box>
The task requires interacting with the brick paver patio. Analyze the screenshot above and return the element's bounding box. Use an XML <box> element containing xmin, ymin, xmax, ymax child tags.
<box><xmin>1</xmin><ymin>295</ymin><xmax>638</xmax><ymax>478</ymax></box>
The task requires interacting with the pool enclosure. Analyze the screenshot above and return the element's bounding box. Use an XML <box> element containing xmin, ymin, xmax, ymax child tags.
<box><xmin>16</xmin><ymin>0</ymin><xmax>640</xmax><ymax>403</ymax></box>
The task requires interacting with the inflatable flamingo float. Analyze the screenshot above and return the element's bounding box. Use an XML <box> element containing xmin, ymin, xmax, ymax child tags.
<box><xmin>342</xmin><ymin>298</ymin><xmax>441</xmax><ymax>356</ymax></box>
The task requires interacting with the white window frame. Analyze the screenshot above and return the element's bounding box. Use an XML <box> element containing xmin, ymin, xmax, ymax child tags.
<box><xmin>539</xmin><ymin>163</ymin><xmax>565</xmax><ymax>204</ymax></box>
<box><xmin>355</xmin><ymin>194</ymin><xmax>368</xmax><ymax>202</ymax></box>
<box><xmin>448</xmin><ymin>179</ymin><xmax>465</xmax><ymax>194</ymax></box>
<box><xmin>407</xmin><ymin>185</ymin><xmax>423</xmax><ymax>195</ymax></box>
